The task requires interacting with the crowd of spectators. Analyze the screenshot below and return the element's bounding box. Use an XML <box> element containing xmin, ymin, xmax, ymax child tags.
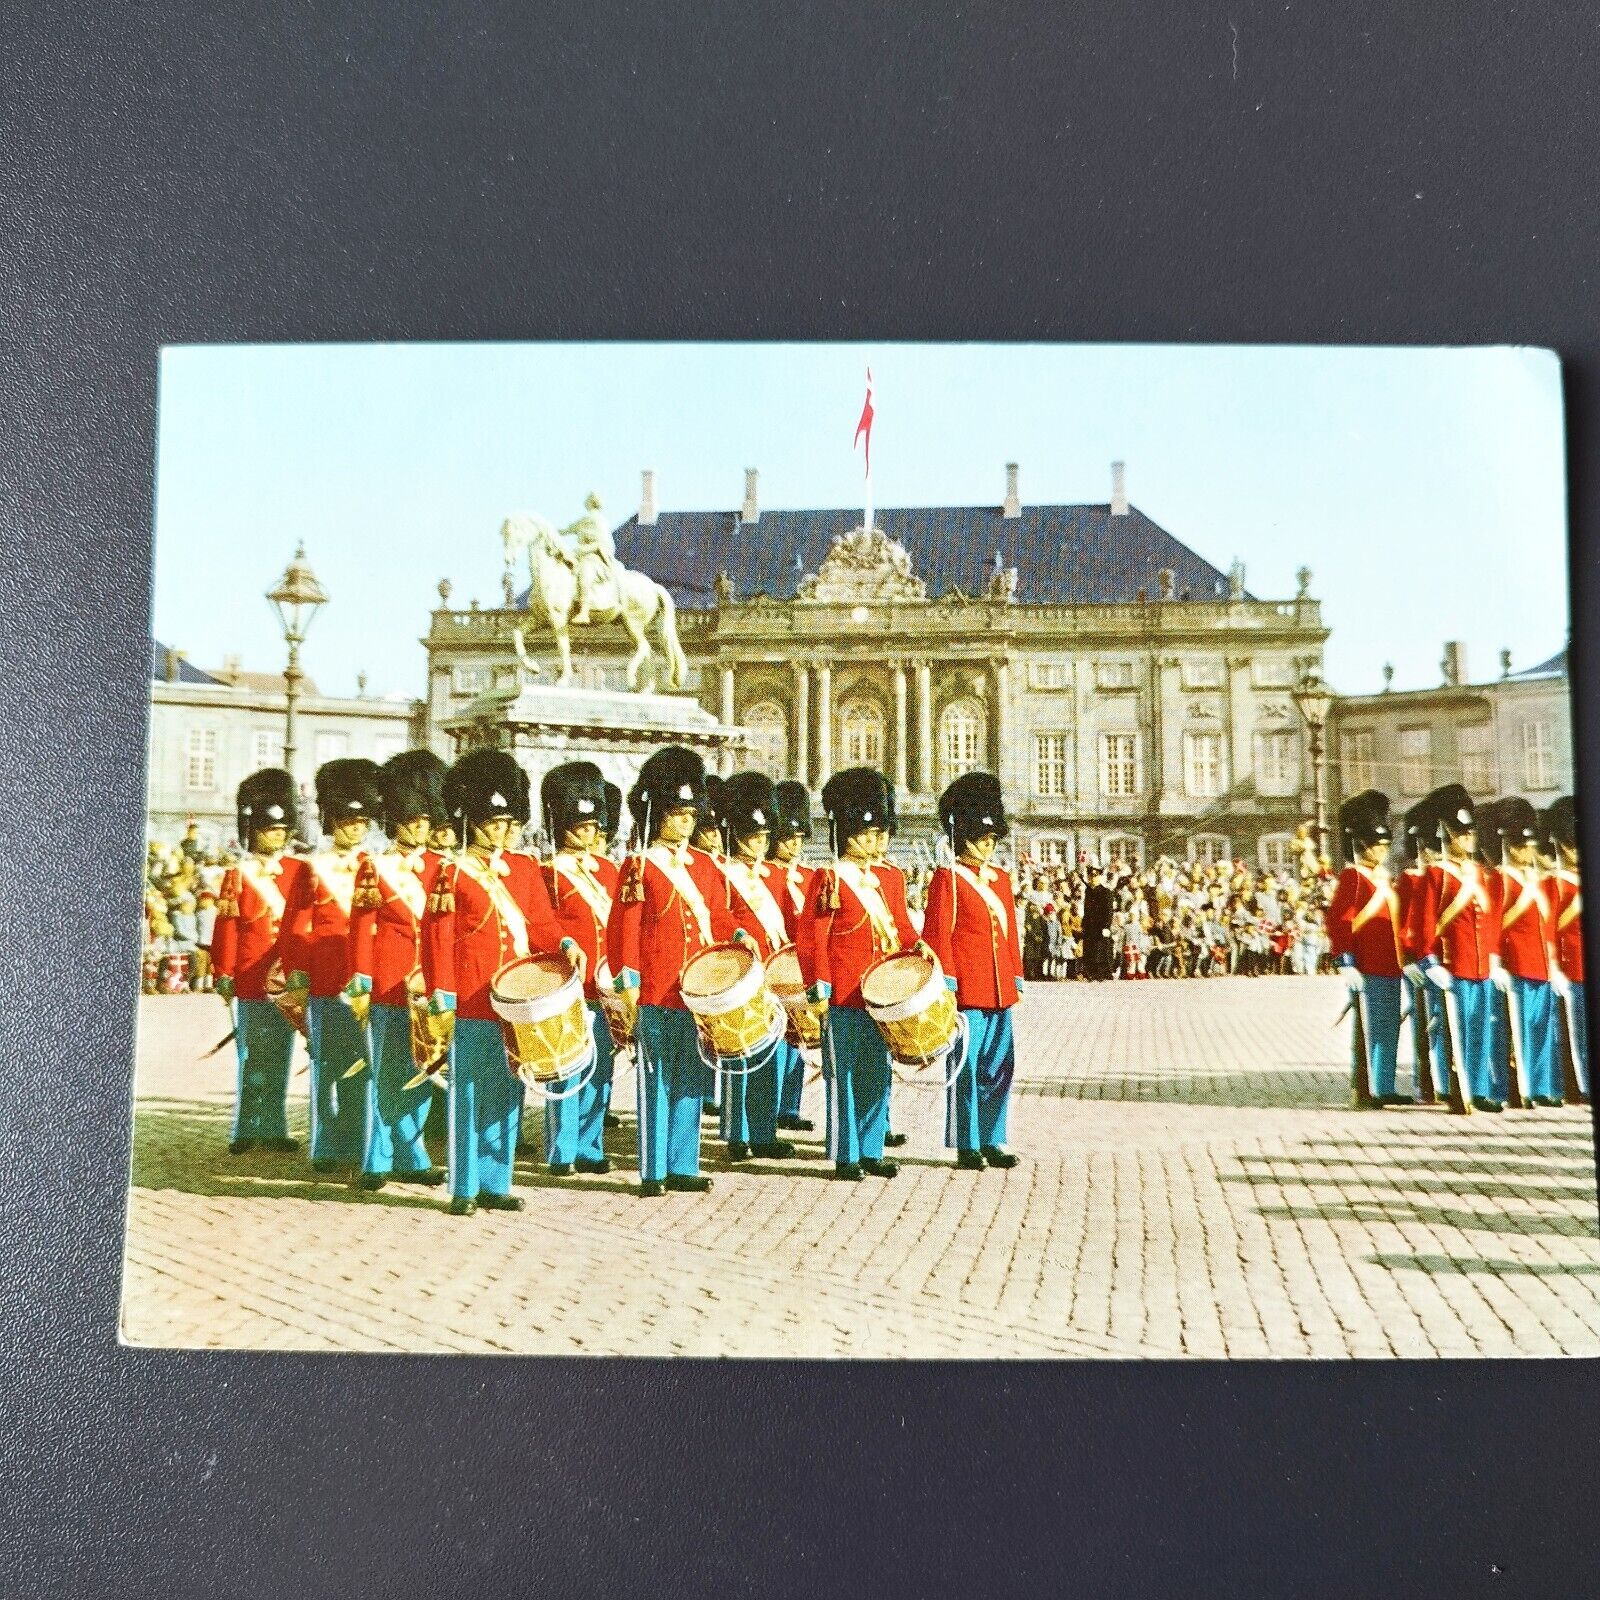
<box><xmin>142</xmin><ymin>822</ymin><xmax>228</xmax><ymax>993</ymax></box>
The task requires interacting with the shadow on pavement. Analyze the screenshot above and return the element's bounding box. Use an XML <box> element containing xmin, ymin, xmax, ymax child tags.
<box><xmin>1367</xmin><ymin>1252</ymin><xmax>1600</xmax><ymax>1277</ymax></box>
<box><xmin>1014</xmin><ymin>1069</ymin><xmax>1352</xmax><ymax>1110</ymax></box>
<box><xmin>1253</xmin><ymin>1201</ymin><xmax>1598</xmax><ymax>1239</ymax></box>
<box><xmin>1221</xmin><ymin>1168</ymin><xmax>1595</xmax><ymax>1204</ymax></box>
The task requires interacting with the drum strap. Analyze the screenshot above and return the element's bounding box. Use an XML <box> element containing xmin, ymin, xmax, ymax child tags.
<box><xmin>835</xmin><ymin>859</ymin><xmax>899</xmax><ymax>951</ymax></box>
<box><xmin>373</xmin><ymin>850</ymin><xmax>428</xmax><ymax>922</ymax></box>
<box><xmin>721</xmin><ymin>857</ymin><xmax>789</xmax><ymax>950</ymax></box>
<box><xmin>953</xmin><ymin>862</ymin><xmax>1011</xmax><ymax>937</ymax></box>
<box><xmin>553</xmin><ymin>851</ymin><xmax>614</xmax><ymax>932</ymax></box>
<box><xmin>239</xmin><ymin>856</ymin><xmax>287</xmax><ymax>924</ymax></box>
<box><xmin>456</xmin><ymin>852</ymin><xmax>531</xmax><ymax>958</ymax></box>
<box><xmin>1499</xmin><ymin>867</ymin><xmax>1546</xmax><ymax>932</ymax></box>
<box><xmin>785</xmin><ymin>864</ymin><xmax>808</xmax><ymax>916</ymax></box>
<box><xmin>647</xmin><ymin>845</ymin><xmax>714</xmax><ymax>944</ymax></box>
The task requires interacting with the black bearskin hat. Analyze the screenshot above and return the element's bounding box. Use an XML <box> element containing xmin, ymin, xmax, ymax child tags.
<box><xmin>821</xmin><ymin>766</ymin><xmax>890</xmax><ymax>846</ymax></box>
<box><xmin>939</xmin><ymin>771</ymin><xmax>1009</xmax><ymax>849</ymax></box>
<box><xmin>1402</xmin><ymin>794</ymin><xmax>1439</xmax><ymax>861</ymax></box>
<box><xmin>1421</xmin><ymin>783</ymin><xmax>1476</xmax><ymax>841</ymax></box>
<box><xmin>542</xmin><ymin>760</ymin><xmax>607</xmax><ymax>843</ymax></box>
<box><xmin>695</xmin><ymin>773</ymin><xmax>726</xmax><ymax>843</ymax></box>
<box><xmin>601</xmin><ymin>781</ymin><xmax>622</xmax><ymax>842</ymax></box>
<box><xmin>444</xmin><ymin>748</ymin><xmax>531</xmax><ymax>828</ymax></box>
<box><xmin>628</xmin><ymin>745</ymin><xmax>708</xmax><ymax>840</ymax></box>
<box><xmin>1544</xmin><ymin>794</ymin><xmax>1578</xmax><ymax>850</ymax></box>
<box><xmin>774</xmin><ymin>780</ymin><xmax>811</xmax><ymax>840</ymax></box>
<box><xmin>719</xmin><ymin>772</ymin><xmax>778</xmax><ymax>849</ymax></box>
<box><xmin>314</xmin><ymin>758</ymin><xmax>382</xmax><ymax>831</ymax></box>
<box><xmin>1492</xmin><ymin>796</ymin><xmax>1541</xmax><ymax>854</ymax></box>
<box><xmin>1337</xmin><ymin>788</ymin><xmax>1392</xmax><ymax>856</ymax></box>
<box><xmin>378</xmin><ymin>750</ymin><xmax>446</xmax><ymax>835</ymax></box>
<box><xmin>237</xmin><ymin>767</ymin><xmax>298</xmax><ymax>842</ymax></box>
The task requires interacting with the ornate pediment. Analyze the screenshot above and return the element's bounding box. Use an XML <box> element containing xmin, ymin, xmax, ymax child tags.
<box><xmin>795</xmin><ymin>526</ymin><xmax>927</xmax><ymax>603</ymax></box>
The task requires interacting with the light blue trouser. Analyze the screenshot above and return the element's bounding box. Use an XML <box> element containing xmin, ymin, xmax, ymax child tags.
<box><xmin>720</xmin><ymin>1041</ymin><xmax>781</xmax><ymax>1148</ymax></box>
<box><xmin>1563</xmin><ymin>983</ymin><xmax>1590</xmax><ymax>1096</ymax></box>
<box><xmin>542</xmin><ymin>1003</ymin><xmax>615</xmax><ymax>1166</ymax></box>
<box><xmin>822</xmin><ymin>1005</ymin><xmax>891</xmax><ymax>1167</ymax></box>
<box><xmin>778</xmin><ymin>1038</ymin><xmax>806</xmax><ymax>1119</ymax></box>
<box><xmin>448</xmin><ymin>1017</ymin><xmax>522</xmax><ymax>1199</ymax></box>
<box><xmin>1440</xmin><ymin>976</ymin><xmax>1499</xmax><ymax>1102</ymax></box>
<box><xmin>635</xmin><ymin>1005</ymin><xmax>705</xmax><ymax>1181</ymax></box>
<box><xmin>230</xmin><ymin>998</ymin><xmax>294</xmax><ymax>1142</ymax></box>
<box><xmin>361</xmin><ymin>1002</ymin><xmax>433</xmax><ymax>1175</ymax></box>
<box><xmin>946</xmin><ymin>1006</ymin><xmax>1016</xmax><ymax>1150</ymax></box>
<box><xmin>1506</xmin><ymin>975</ymin><xmax>1559</xmax><ymax>1102</ymax></box>
<box><xmin>1408</xmin><ymin>979</ymin><xmax>1450</xmax><ymax>1096</ymax></box>
<box><xmin>1352</xmin><ymin>975</ymin><xmax>1403</xmax><ymax>1099</ymax></box>
<box><xmin>307</xmin><ymin>996</ymin><xmax>371</xmax><ymax>1164</ymax></box>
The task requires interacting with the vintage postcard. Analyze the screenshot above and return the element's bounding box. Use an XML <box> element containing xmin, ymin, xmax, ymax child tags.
<box><xmin>123</xmin><ymin>342</ymin><xmax>1594</xmax><ymax>1356</ymax></box>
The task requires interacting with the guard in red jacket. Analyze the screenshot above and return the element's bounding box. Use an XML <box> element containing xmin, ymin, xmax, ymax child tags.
<box><xmin>1409</xmin><ymin>784</ymin><xmax>1506</xmax><ymax>1111</ymax></box>
<box><xmin>1543</xmin><ymin>795</ymin><xmax>1587</xmax><ymax>1099</ymax></box>
<box><xmin>924</xmin><ymin>772</ymin><xmax>1025</xmax><ymax>1170</ymax></box>
<box><xmin>212</xmin><ymin>766</ymin><xmax>307</xmax><ymax>1155</ymax></box>
<box><xmin>771</xmin><ymin>779</ymin><xmax>816</xmax><ymax>1131</ymax></box>
<box><xmin>709</xmin><ymin>772</ymin><xmax>797</xmax><ymax>1162</ymax></box>
<box><xmin>422</xmin><ymin>749</ymin><xmax>569</xmax><ymax>1216</ymax></box>
<box><xmin>797</xmin><ymin>766</ymin><xmax>920</xmax><ymax>1180</ymax></box>
<box><xmin>1325</xmin><ymin>790</ymin><xmax>1409</xmax><ymax>1106</ymax></box>
<box><xmin>281</xmin><ymin>758</ymin><xmax>383</xmax><ymax>1171</ymax></box>
<box><xmin>1489</xmin><ymin>797</ymin><xmax>1564</xmax><ymax>1106</ymax></box>
<box><xmin>540</xmin><ymin>761</ymin><xmax>621</xmax><ymax>1177</ymax></box>
<box><xmin>347</xmin><ymin>750</ymin><xmax>447</xmax><ymax>1190</ymax></box>
<box><xmin>607</xmin><ymin>746</ymin><xmax>738</xmax><ymax>1196</ymax></box>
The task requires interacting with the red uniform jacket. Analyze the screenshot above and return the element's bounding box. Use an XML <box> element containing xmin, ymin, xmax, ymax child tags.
<box><xmin>543</xmin><ymin>849</ymin><xmax>621</xmax><ymax>1001</ymax></box>
<box><xmin>606</xmin><ymin>845</ymin><xmax>737</xmax><ymax>1009</ymax></box>
<box><xmin>796</xmin><ymin>858</ymin><xmax>919</xmax><ymax>1009</ymax></box>
<box><xmin>348</xmin><ymin>846</ymin><xmax>442</xmax><ymax>1008</ymax></box>
<box><xmin>420</xmin><ymin>850</ymin><xmax>563</xmax><ymax>1021</ymax></box>
<box><xmin>921</xmin><ymin>861</ymin><xmax>1025</xmax><ymax>1010</ymax></box>
<box><xmin>712</xmin><ymin>854</ymin><xmax>793</xmax><ymax>960</ymax></box>
<box><xmin>1411</xmin><ymin>859</ymin><xmax>1504</xmax><ymax>981</ymax></box>
<box><xmin>1325</xmin><ymin>865</ymin><xmax>1405</xmax><ymax>978</ymax></box>
<box><xmin>280</xmin><ymin>848</ymin><xmax>369</xmax><ymax>997</ymax></box>
<box><xmin>1549</xmin><ymin>867</ymin><xmax>1584</xmax><ymax>982</ymax></box>
<box><xmin>1396</xmin><ymin>864</ymin><xmax>1432</xmax><ymax>966</ymax></box>
<box><xmin>1495</xmin><ymin>866</ymin><xmax>1554</xmax><ymax>982</ymax></box>
<box><xmin>212</xmin><ymin>853</ymin><xmax>307</xmax><ymax>1000</ymax></box>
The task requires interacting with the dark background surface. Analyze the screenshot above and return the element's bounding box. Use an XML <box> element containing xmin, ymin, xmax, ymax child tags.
<box><xmin>2</xmin><ymin>3</ymin><xmax>1597</xmax><ymax>1595</ymax></box>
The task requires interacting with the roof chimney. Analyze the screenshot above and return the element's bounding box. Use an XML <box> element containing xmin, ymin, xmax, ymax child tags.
<box><xmin>1003</xmin><ymin>462</ymin><xmax>1021</xmax><ymax>519</ymax></box>
<box><xmin>1110</xmin><ymin>460</ymin><xmax>1128</xmax><ymax>516</ymax></box>
<box><xmin>1441</xmin><ymin>640</ymin><xmax>1468</xmax><ymax>687</ymax></box>
<box><xmin>639</xmin><ymin>469</ymin><xmax>658</xmax><ymax>526</ymax></box>
<box><xmin>741</xmin><ymin>468</ymin><xmax>759</xmax><ymax>525</ymax></box>
<box><xmin>164</xmin><ymin>646</ymin><xmax>181</xmax><ymax>683</ymax></box>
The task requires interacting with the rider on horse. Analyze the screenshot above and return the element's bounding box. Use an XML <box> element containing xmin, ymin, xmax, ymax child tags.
<box><xmin>563</xmin><ymin>492</ymin><xmax>618</xmax><ymax>626</ymax></box>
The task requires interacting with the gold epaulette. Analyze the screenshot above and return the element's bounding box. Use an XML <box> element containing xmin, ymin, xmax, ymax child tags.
<box><xmin>426</xmin><ymin>864</ymin><xmax>457</xmax><ymax>915</ymax></box>
<box><xmin>822</xmin><ymin>867</ymin><xmax>840</xmax><ymax>913</ymax></box>
<box><xmin>352</xmin><ymin>858</ymin><xmax>384</xmax><ymax>911</ymax></box>
<box><xmin>217</xmin><ymin>869</ymin><xmax>240</xmax><ymax>920</ymax></box>
<box><xmin>620</xmin><ymin>856</ymin><xmax>645</xmax><ymax>905</ymax></box>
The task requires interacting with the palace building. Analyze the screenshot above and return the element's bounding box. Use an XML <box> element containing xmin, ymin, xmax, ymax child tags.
<box><xmin>423</xmin><ymin>463</ymin><xmax>1330</xmax><ymax>869</ymax></box>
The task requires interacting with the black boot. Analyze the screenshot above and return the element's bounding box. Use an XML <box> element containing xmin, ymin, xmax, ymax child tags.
<box><xmin>751</xmin><ymin>1140</ymin><xmax>796</xmax><ymax>1159</ymax></box>
<box><xmin>777</xmin><ymin>1114</ymin><xmax>815</xmax><ymax>1132</ymax></box>
<box><xmin>981</xmin><ymin>1146</ymin><xmax>1020</xmax><ymax>1169</ymax></box>
<box><xmin>665</xmin><ymin>1174</ymin><xmax>712</xmax><ymax>1193</ymax></box>
<box><xmin>547</xmin><ymin>1163</ymin><xmax>573</xmax><ymax>1178</ymax></box>
<box><xmin>448</xmin><ymin>1196</ymin><xmax>478</xmax><ymax>1217</ymax></box>
<box><xmin>604</xmin><ymin>1112</ymin><xmax>621</xmax><ymax>1129</ymax></box>
<box><xmin>727</xmin><ymin>1142</ymin><xmax>751</xmax><ymax>1161</ymax></box>
<box><xmin>884</xmin><ymin>1131</ymin><xmax>908</xmax><ymax>1149</ymax></box>
<box><xmin>227</xmin><ymin>1138</ymin><xmax>256</xmax><ymax>1156</ymax></box>
<box><xmin>639</xmin><ymin>1179</ymin><xmax>665</xmax><ymax>1198</ymax></box>
<box><xmin>575</xmin><ymin>1157</ymin><xmax>612</xmax><ymax>1175</ymax></box>
<box><xmin>834</xmin><ymin>1162</ymin><xmax>864</xmax><ymax>1181</ymax></box>
<box><xmin>861</xmin><ymin>1157</ymin><xmax>899</xmax><ymax>1179</ymax></box>
<box><xmin>956</xmin><ymin>1149</ymin><xmax>986</xmax><ymax>1171</ymax></box>
<box><xmin>478</xmin><ymin>1192</ymin><xmax>525</xmax><ymax>1212</ymax></box>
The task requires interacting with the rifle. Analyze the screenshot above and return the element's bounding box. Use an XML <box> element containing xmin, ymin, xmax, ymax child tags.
<box><xmin>1500</xmin><ymin>978</ymin><xmax>1531</xmax><ymax>1108</ymax></box>
<box><xmin>1438</xmin><ymin>983</ymin><xmax>1473</xmax><ymax>1115</ymax></box>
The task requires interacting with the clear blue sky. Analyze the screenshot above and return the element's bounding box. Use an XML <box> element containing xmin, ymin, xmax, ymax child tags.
<box><xmin>153</xmin><ymin>343</ymin><xmax>1568</xmax><ymax>702</ymax></box>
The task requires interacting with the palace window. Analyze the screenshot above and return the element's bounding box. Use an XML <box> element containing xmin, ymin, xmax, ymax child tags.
<box><xmin>1458</xmin><ymin>722</ymin><xmax>1495</xmax><ymax>793</ymax></box>
<box><xmin>1189</xmin><ymin>833</ymin><xmax>1231</xmax><ymax>866</ymax></box>
<box><xmin>1095</xmin><ymin>660</ymin><xmax>1136</xmax><ymax>690</ymax></box>
<box><xmin>1397</xmin><ymin>727</ymin><xmax>1432</xmax><ymax>796</ymax></box>
<box><xmin>1253</xmin><ymin>729</ymin><xmax>1299</xmax><ymax>795</ymax></box>
<box><xmin>451</xmin><ymin>664</ymin><xmax>492</xmax><ymax>697</ymax></box>
<box><xmin>839</xmin><ymin>699</ymin><xmax>884</xmax><ymax>769</ymax></box>
<box><xmin>1523</xmin><ymin>719</ymin><xmax>1555</xmax><ymax>789</ymax></box>
<box><xmin>1099</xmin><ymin>733</ymin><xmax>1141</xmax><ymax>798</ymax></box>
<box><xmin>1338</xmin><ymin>729</ymin><xmax>1376</xmax><ymax>792</ymax></box>
<box><xmin>250</xmin><ymin>729</ymin><xmax>283</xmax><ymax>769</ymax></box>
<box><xmin>1032</xmin><ymin>834</ymin><xmax>1074</xmax><ymax>866</ymax></box>
<box><xmin>1033</xmin><ymin>732</ymin><xmax>1072</xmax><ymax>798</ymax></box>
<box><xmin>1258</xmin><ymin>833</ymin><xmax>1295</xmax><ymax>872</ymax></box>
<box><xmin>1101</xmin><ymin>833</ymin><xmax>1145</xmax><ymax>869</ymax></box>
<box><xmin>1028</xmin><ymin>661</ymin><xmax>1069</xmax><ymax>690</ymax></box>
<box><xmin>939</xmin><ymin>700</ymin><xmax>984</xmax><ymax>787</ymax></box>
<box><xmin>1253</xmin><ymin>659</ymin><xmax>1297</xmax><ymax>688</ymax></box>
<box><xmin>1181</xmin><ymin>658</ymin><xmax>1225</xmax><ymax>689</ymax></box>
<box><xmin>184</xmin><ymin>727</ymin><xmax>218</xmax><ymax>791</ymax></box>
<box><xmin>1183</xmin><ymin>732</ymin><xmax>1225</xmax><ymax>798</ymax></box>
<box><xmin>743</xmin><ymin>700</ymin><xmax>788</xmax><ymax>781</ymax></box>
<box><xmin>313</xmin><ymin>730</ymin><xmax>350</xmax><ymax>767</ymax></box>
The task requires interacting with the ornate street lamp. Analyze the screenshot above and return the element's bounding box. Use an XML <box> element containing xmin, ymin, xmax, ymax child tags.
<box><xmin>266</xmin><ymin>543</ymin><xmax>329</xmax><ymax>785</ymax></box>
<box><xmin>1292</xmin><ymin>668</ymin><xmax>1336</xmax><ymax>862</ymax></box>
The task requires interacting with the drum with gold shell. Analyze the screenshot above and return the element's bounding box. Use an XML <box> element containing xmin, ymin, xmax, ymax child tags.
<box><xmin>766</xmin><ymin>942</ymin><xmax>821</xmax><ymax>1058</ymax></box>
<box><xmin>489</xmin><ymin>952</ymin><xmax>595</xmax><ymax>1098</ymax></box>
<box><xmin>679</xmin><ymin>941</ymin><xmax>784</xmax><ymax>1074</ymax></box>
<box><xmin>860</xmin><ymin>947</ymin><xmax>964</xmax><ymax>1081</ymax></box>
<box><xmin>593</xmin><ymin>960</ymin><xmax>636</xmax><ymax>1054</ymax></box>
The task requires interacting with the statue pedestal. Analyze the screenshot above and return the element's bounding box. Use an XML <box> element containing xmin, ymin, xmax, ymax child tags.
<box><xmin>441</xmin><ymin>680</ymin><xmax>750</xmax><ymax>832</ymax></box>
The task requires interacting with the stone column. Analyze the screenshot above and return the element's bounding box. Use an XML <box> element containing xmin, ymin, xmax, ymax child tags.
<box><xmin>917</xmin><ymin>661</ymin><xmax>934</xmax><ymax>793</ymax></box>
<box><xmin>893</xmin><ymin>664</ymin><xmax>908</xmax><ymax>792</ymax></box>
<box><xmin>991</xmin><ymin>659</ymin><xmax>1010</xmax><ymax>784</ymax></box>
<box><xmin>793</xmin><ymin>663</ymin><xmax>810</xmax><ymax>787</ymax></box>
<box><xmin>720</xmin><ymin>663</ymin><xmax>736</xmax><ymax>727</ymax></box>
<box><xmin>816</xmin><ymin>663</ymin><xmax>832</xmax><ymax>788</ymax></box>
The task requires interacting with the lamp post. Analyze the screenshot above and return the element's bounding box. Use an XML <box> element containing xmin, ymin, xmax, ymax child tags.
<box><xmin>1292</xmin><ymin>668</ymin><xmax>1335</xmax><ymax>862</ymax></box>
<box><xmin>266</xmin><ymin>544</ymin><xmax>329</xmax><ymax>787</ymax></box>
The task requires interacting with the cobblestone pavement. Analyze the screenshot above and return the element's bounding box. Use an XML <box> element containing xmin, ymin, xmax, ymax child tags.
<box><xmin>121</xmin><ymin>979</ymin><xmax>1600</xmax><ymax>1357</ymax></box>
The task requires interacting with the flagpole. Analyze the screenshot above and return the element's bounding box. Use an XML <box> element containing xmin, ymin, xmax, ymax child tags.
<box><xmin>863</xmin><ymin>453</ymin><xmax>874</xmax><ymax>534</ymax></box>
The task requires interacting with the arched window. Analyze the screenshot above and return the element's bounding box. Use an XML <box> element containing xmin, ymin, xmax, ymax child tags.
<box><xmin>1189</xmin><ymin>832</ymin><xmax>1231</xmax><ymax>866</ymax></box>
<box><xmin>939</xmin><ymin>699</ymin><xmax>984</xmax><ymax>787</ymax></box>
<box><xmin>1101</xmin><ymin>833</ymin><xmax>1145</xmax><ymax>870</ymax></box>
<box><xmin>743</xmin><ymin>700</ymin><xmax>788</xmax><ymax>781</ymax></box>
<box><xmin>839</xmin><ymin>699</ymin><xmax>884</xmax><ymax>768</ymax></box>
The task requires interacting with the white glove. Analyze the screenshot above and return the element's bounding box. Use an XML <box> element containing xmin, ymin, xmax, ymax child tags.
<box><xmin>1341</xmin><ymin>966</ymin><xmax>1365</xmax><ymax>995</ymax></box>
<box><xmin>1489</xmin><ymin>956</ymin><xmax>1512</xmax><ymax>994</ymax></box>
<box><xmin>1550</xmin><ymin>969</ymin><xmax>1573</xmax><ymax>999</ymax></box>
<box><xmin>1401</xmin><ymin>962</ymin><xmax>1426</xmax><ymax>986</ymax></box>
<box><xmin>1424</xmin><ymin>965</ymin><xmax>1454</xmax><ymax>992</ymax></box>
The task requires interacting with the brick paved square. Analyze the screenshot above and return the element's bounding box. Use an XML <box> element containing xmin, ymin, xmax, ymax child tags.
<box><xmin>120</xmin><ymin>979</ymin><xmax>1600</xmax><ymax>1357</ymax></box>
